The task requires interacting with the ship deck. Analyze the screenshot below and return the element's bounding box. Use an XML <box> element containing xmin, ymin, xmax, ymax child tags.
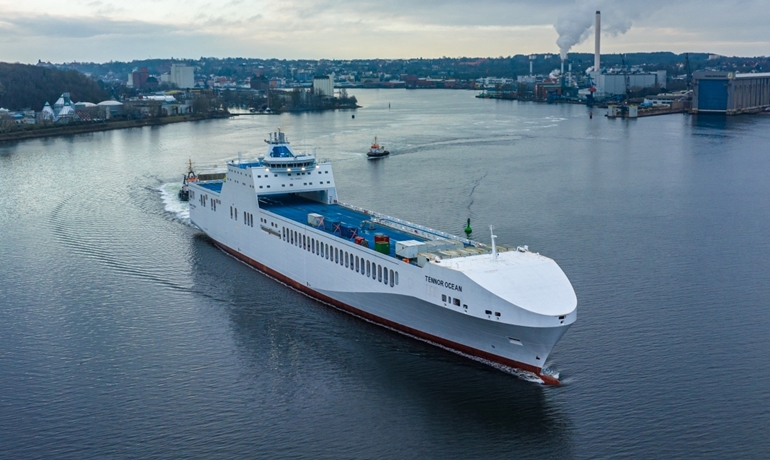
<box><xmin>258</xmin><ymin>193</ymin><xmax>430</xmax><ymax>258</ymax></box>
<box><xmin>198</xmin><ymin>181</ymin><xmax>224</xmax><ymax>193</ymax></box>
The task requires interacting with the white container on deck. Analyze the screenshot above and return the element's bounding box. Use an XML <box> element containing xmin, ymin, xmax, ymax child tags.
<box><xmin>308</xmin><ymin>213</ymin><xmax>324</xmax><ymax>227</ymax></box>
<box><xmin>396</xmin><ymin>240</ymin><xmax>426</xmax><ymax>259</ymax></box>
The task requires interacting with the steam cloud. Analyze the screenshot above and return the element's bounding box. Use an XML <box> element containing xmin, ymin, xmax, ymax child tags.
<box><xmin>555</xmin><ymin>1</ymin><xmax>633</xmax><ymax>61</ymax></box>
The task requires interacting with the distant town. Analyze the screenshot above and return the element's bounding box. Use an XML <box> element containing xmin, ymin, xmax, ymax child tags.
<box><xmin>1</xmin><ymin>52</ymin><xmax>768</xmax><ymax>138</ymax></box>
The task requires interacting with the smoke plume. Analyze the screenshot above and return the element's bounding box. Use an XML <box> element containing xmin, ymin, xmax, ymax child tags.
<box><xmin>555</xmin><ymin>1</ymin><xmax>634</xmax><ymax>60</ymax></box>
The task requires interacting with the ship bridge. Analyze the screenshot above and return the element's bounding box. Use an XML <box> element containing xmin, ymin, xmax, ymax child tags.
<box><xmin>261</xmin><ymin>130</ymin><xmax>316</xmax><ymax>171</ymax></box>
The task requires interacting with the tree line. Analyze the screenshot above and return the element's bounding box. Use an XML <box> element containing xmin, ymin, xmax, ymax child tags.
<box><xmin>0</xmin><ymin>63</ymin><xmax>111</xmax><ymax>111</ymax></box>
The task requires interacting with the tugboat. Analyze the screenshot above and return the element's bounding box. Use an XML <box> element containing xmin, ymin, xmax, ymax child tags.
<box><xmin>178</xmin><ymin>159</ymin><xmax>198</xmax><ymax>201</ymax></box>
<box><xmin>366</xmin><ymin>136</ymin><xmax>390</xmax><ymax>159</ymax></box>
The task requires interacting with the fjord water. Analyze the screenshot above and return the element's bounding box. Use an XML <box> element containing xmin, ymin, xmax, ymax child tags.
<box><xmin>1</xmin><ymin>89</ymin><xmax>769</xmax><ymax>459</ymax></box>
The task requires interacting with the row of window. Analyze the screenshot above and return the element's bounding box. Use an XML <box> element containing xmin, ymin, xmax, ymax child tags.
<box><xmin>256</xmin><ymin>170</ymin><xmax>329</xmax><ymax>178</ymax></box>
<box><xmin>258</xmin><ymin>181</ymin><xmax>331</xmax><ymax>190</ymax></box>
<box><xmin>244</xmin><ymin>211</ymin><xmax>254</xmax><ymax>227</ymax></box>
<box><xmin>282</xmin><ymin>226</ymin><xmax>399</xmax><ymax>287</ymax></box>
<box><xmin>260</xmin><ymin>217</ymin><xmax>278</xmax><ymax>229</ymax></box>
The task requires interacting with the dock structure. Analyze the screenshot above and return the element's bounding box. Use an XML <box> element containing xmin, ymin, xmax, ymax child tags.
<box><xmin>692</xmin><ymin>71</ymin><xmax>770</xmax><ymax>115</ymax></box>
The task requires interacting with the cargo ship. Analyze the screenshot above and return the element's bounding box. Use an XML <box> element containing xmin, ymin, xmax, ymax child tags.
<box><xmin>187</xmin><ymin>130</ymin><xmax>577</xmax><ymax>384</ymax></box>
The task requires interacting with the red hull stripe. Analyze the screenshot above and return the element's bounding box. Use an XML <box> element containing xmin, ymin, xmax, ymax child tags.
<box><xmin>214</xmin><ymin>240</ymin><xmax>560</xmax><ymax>386</ymax></box>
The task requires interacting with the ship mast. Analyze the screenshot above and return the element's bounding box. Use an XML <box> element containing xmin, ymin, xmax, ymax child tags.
<box><xmin>490</xmin><ymin>225</ymin><xmax>498</xmax><ymax>261</ymax></box>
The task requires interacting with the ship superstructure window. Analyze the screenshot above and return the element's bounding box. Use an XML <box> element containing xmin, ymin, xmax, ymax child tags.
<box><xmin>378</xmin><ymin>265</ymin><xmax>382</xmax><ymax>282</ymax></box>
<box><xmin>442</xmin><ymin>294</ymin><xmax>447</xmax><ymax>302</ymax></box>
<box><xmin>325</xmin><ymin>243</ymin><xmax>329</xmax><ymax>259</ymax></box>
<box><xmin>384</xmin><ymin>268</ymin><xmax>388</xmax><ymax>285</ymax></box>
<box><xmin>453</xmin><ymin>298</ymin><xmax>460</xmax><ymax>306</ymax></box>
<box><xmin>355</xmin><ymin>256</ymin><xmax>359</xmax><ymax>273</ymax></box>
<box><xmin>389</xmin><ymin>270</ymin><xmax>394</xmax><ymax>287</ymax></box>
<box><xmin>394</xmin><ymin>272</ymin><xmax>398</xmax><ymax>286</ymax></box>
<box><xmin>366</xmin><ymin>261</ymin><xmax>371</xmax><ymax>277</ymax></box>
<box><xmin>344</xmin><ymin>252</ymin><xmax>349</xmax><ymax>268</ymax></box>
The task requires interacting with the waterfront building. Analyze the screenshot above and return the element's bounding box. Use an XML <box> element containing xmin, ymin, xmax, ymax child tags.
<box><xmin>588</xmin><ymin>70</ymin><xmax>666</xmax><ymax>97</ymax></box>
<box><xmin>97</xmin><ymin>100</ymin><xmax>124</xmax><ymax>119</ymax></box>
<box><xmin>691</xmin><ymin>71</ymin><xmax>770</xmax><ymax>114</ymax></box>
<box><xmin>313</xmin><ymin>75</ymin><xmax>334</xmax><ymax>97</ymax></box>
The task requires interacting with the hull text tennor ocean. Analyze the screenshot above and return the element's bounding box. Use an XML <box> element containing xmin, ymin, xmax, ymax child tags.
<box><xmin>187</xmin><ymin>130</ymin><xmax>577</xmax><ymax>384</ymax></box>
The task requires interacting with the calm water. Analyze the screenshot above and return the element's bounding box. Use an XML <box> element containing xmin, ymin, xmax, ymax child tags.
<box><xmin>1</xmin><ymin>90</ymin><xmax>769</xmax><ymax>459</ymax></box>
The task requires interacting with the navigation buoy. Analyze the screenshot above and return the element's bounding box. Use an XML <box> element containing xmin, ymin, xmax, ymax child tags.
<box><xmin>352</xmin><ymin>114</ymin><xmax>355</xmax><ymax>119</ymax></box>
<box><xmin>464</xmin><ymin>218</ymin><xmax>472</xmax><ymax>237</ymax></box>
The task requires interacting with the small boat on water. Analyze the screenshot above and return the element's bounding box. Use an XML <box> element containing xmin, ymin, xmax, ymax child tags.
<box><xmin>178</xmin><ymin>159</ymin><xmax>198</xmax><ymax>201</ymax></box>
<box><xmin>367</xmin><ymin>136</ymin><xmax>389</xmax><ymax>159</ymax></box>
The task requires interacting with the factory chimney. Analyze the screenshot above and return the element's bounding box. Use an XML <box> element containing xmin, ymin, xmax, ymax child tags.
<box><xmin>594</xmin><ymin>10</ymin><xmax>601</xmax><ymax>72</ymax></box>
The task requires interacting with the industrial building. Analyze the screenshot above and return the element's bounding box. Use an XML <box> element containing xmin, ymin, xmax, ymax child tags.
<box><xmin>691</xmin><ymin>71</ymin><xmax>770</xmax><ymax>114</ymax></box>
<box><xmin>586</xmin><ymin>11</ymin><xmax>666</xmax><ymax>97</ymax></box>
<box><xmin>592</xmin><ymin>71</ymin><xmax>667</xmax><ymax>96</ymax></box>
<box><xmin>160</xmin><ymin>64</ymin><xmax>195</xmax><ymax>89</ymax></box>
<box><xmin>313</xmin><ymin>75</ymin><xmax>334</xmax><ymax>97</ymax></box>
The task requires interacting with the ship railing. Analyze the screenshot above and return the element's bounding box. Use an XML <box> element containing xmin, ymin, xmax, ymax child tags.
<box><xmin>338</xmin><ymin>202</ymin><xmax>484</xmax><ymax>248</ymax></box>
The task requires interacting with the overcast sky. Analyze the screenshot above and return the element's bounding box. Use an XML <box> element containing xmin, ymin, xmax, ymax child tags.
<box><xmin>0</xmin><ymin>0</ymin><xmax>767</xmax><ymax>63</ymax></box>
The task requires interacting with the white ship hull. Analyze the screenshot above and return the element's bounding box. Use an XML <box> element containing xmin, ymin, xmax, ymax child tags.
<box><xmin>188</xmin><ymin>131</ymin><xmax>577</xmax><ymax>384</ymax></box>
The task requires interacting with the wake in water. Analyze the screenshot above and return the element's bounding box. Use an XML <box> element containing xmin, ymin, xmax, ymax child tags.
<box><xmin>158</xmin><ymin>183</ymin><xmax>190</xmax><ymax>222</ymax></box>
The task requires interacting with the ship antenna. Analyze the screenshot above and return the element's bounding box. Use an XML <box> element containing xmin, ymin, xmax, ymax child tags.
<box><xmin>490</xmin><ymin>225</ymin><xmax>497</xmax><ymax>261</ymax></box>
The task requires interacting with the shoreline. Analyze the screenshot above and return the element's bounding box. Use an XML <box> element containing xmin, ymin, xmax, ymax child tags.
<box><xmin>0</xmin><ymin>114</ymin><xmax>221</xmax><ymax>143</ymax></box>
<box><xmin>0</xmin><ymin>104</ymin><xmax>361</xmax><ymax>143</ymax></box>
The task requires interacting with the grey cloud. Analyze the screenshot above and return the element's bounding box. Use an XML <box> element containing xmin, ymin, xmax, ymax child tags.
<box><xmin>0</xmin><ymin>14</ymin><xmax>182</xmax><ymax>39</ymax></box>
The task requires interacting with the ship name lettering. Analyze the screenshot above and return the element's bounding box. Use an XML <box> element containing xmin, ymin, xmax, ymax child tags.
<box><xmin>425</xmin><ymin>276</ymin><xmax>462</xmax><ymax>292</ymax></box>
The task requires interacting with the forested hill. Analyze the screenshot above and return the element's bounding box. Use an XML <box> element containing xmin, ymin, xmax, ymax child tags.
<box><xmin>0</xmin><ymin>63</ymin><xmax>110</xmax><ymax>111</ymax></box>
